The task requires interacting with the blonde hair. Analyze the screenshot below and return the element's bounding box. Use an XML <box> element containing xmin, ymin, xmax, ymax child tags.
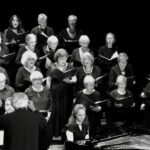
<box><xmin>38</xmin><ymin>13</ymin><xmax>47</xmax><ymax>23</ymax></box>
<box><xmin>79</xmin><ymin>35</ymin><xmax>90</xmax><ymax>45</ymax></box>
<box><xmin>81</xmin><ymin>52</ymin><xmax>94</xmax><ymax>65</ymax></box>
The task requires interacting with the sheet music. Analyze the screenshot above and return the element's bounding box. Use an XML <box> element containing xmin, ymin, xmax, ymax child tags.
<box><xmin>110</xmin><ymin>51</ymin><xmax>119</xmax><ymax>59</ymax></box>
<box><xmin>0</xmin><ymin>130</ymin><xmax>4</xmax><ymax>145</ymax></box>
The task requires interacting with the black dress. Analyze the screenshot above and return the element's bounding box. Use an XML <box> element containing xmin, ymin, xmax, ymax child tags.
<box><xmin>108</xmin><ymin>63</ymin><xmax>135</xmax><ymax>91</ymax></box>
<box><xmin>98</xmin><ymin>45</ymin><xmax>118</xmax><ymax>73</ymax></box>
<box><xmin>47</xmin><ymin>63</ymin><xmax>74</xmax><ymax>137</ymax></box>
<box><xmin>59</xmin><ymin>28</ymin><xmax>83</xmax><ymax>55</ymax></box>
<box><xmin>76</xmin><ymin>65</ymin><xmax>102</xmax><ymax>92</ymax></box>
<box><xmin>110</xmin><ymin>89</ymin><xmax>134</xmax><ymax>124</ymax></box>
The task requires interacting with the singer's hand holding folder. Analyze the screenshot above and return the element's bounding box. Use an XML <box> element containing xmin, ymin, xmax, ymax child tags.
<box><xmin>99</xmin><ymin>51</ymin><xmax>119</xmax><ymax>61</ymax></box>
<box><xmin>107</xmin><ymin>92</ymin><xmax>134</xmax><ymax>108</ymax></box>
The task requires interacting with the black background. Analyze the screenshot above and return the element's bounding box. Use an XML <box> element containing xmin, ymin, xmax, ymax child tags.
<box><xmin>0</xmin><ymin>1</ymin><xmax>147</xmax><ymax>93</ymax></box>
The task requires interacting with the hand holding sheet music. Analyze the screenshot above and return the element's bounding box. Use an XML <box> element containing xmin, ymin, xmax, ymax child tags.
<box><xmin>107</xmin><ymin>92</ymin><xmax>134</xmax><ymax>108</ymax></box>
<box><xmin>95</xmin><ymin>73</ymin><xmax>108</xmax><ymax>82</ymax></box>
<box><xmin>99</xmin><ymin>51</ymin><xmax>118</xmax><ymax>61</ymax></box>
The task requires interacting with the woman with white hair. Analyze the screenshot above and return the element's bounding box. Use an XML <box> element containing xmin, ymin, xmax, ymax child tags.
<box><xmin>0</xmin><ymin>72</ymin><xmax>15</xmax><ymax>115</ymax></box>
<box><xmin>108</xmin><ymin>75</ymin><xmax>135</xmax><ymax>131</ymax></box>
<box><xmin>15</xmin><ymin>33</ymin><xmax>40</xmax><ymax>65</ymax></box>
<box><xmin>25</xmin><ymin>70</ymin><xmax>52</xmax><ymax>119</ymax></box>
<box><xmin>98</xmin><ymin>32</ymin><xmax>118</xmax><ymax>73</ymax></box>
<box><xmin>59</xmin><ymin>15</ymin><xmax>83</xmax><ymax>54</ymax></box>
<box><xmin>25</xmin><ymin>70</ymin><xmax>52</xmax><ymax>144</ymax></box>
<box><xmin>75</xmin><ymin>51</ymin><xmax>101</xmax><ymax>92</ymax></box>
<box><xmin>75</xmin><ymin>75</ymin><xmax>102</xmax><ymax>137</ymax></box>
<box><xmin>71</xmin><ymin>35</ymin><xmax>94</xmax><ymax>67</ymax></box>
<box><xmin>15</xmin><ymin>50</ymin><xmax>41</xmax><ymax>92</ymax></box>
<box><xmin>31</xmin><ymin>13</ymin><xmax>54</xmax><ymax>51</ymax></box>
<box><xmin>43</xmin><ymin>35</ymin><xmax>59</xmax><ymax>69</ymax></box>
<box><xmin>108</xmin><ymin>52</ymin><xmax>135</xmax><ymax>91</ymax></box>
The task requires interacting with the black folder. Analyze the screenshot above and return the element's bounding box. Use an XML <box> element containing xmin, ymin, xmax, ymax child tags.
<box><xmin>0</xmin><ymin>52</ymin><xmax>15</xmax><ymax>61</ymax></box>
<box><xmin>107</xmin><ymin>92</ymin><xmax>134</xmax><ymax>108</ymax></box>
<box><xmin>95</xmin><ymin>73</ymin><xmax>108</xmax><ymax>82</ymax></box>
<box><xmin>15</xmin><ymin>32</ymin><xmax>28</xmax><ymax>44</ymax></box>
<box><xmin>52</xmin><ymin>67</ymin><xmax>77</xmax><ymax>80</ymax></box>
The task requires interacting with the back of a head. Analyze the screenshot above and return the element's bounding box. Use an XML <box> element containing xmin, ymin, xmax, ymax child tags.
<box><xmin>12</xmin><ymin>92</ymin><xmax>29</xmax><ymax>109</ymax></box>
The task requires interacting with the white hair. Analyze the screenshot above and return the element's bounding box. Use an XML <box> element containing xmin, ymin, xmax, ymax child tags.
<box><xmin>116</xmin><ymin>75</ymin><xmax>127</xmax><ymax>84</ymax></box>
<box><xmin>21</xmin><ymin>50</ymin><xmax>37</xmax><ymax>65</ymax></box>
<box><xmin>79</xmin><ymin>35</ymin><xmax>90</xmax><ymax>45</ymax></box>
<box><xmin>30</xmin><ymin>71</ymin><xmax>43</xmax><ymax>81</ymax></box>
<box><xmin>83</xmin><ymin>75</ymin><xmax>95</xmax><ymax>85</ymax></box>
<box><xmin>118</xmin><ymin>52</ymin><xmax>128</xmax><ymax>62</ymax></box>
<box><xmin>47</xmin><ymin>35</ymin><xmax>58</xmax><ymax>44</ymax></box>
<box><xmin>0</xmin><ymin>73</ymin><xmax>6</xmax><ymax>82</ymax></box>
<box><xmin>25</xmin><ymin>33</ymin><xmax>36</xmax><ymax>44</ymax></box>
<box><xmin>12</xmin><ymin>93</ymin><xmax>29</xmax><ymax>109</ymax></box>
<box><xmin>38</xmin><ymin>13</ymin><xmax>47</xmax><ymax>23</ymax></box>
<box><xmin>68</xmin><ymin>15</ymin><xmax>77</xmax><ymax>21</ymax></box>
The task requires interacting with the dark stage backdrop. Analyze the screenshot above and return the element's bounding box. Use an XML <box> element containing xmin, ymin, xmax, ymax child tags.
<box><xmin>0</xmin><ymin>1</ymin><xmax>147</xmax><ymax>93</ymax></box>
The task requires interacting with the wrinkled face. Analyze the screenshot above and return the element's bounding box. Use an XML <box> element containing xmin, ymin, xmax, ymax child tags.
<box><xmin>83</xmin><ymin>56</ymin><xmax>92</xmax><ymax>67</ymax></box>
<box><xmin>119</xmin><ymin>60</ymin><xmax>127</xmax><ymax>71</ymax></box>
<box><xmin>76</xmin><ymin>109</ymin><xmax>86</xmax><ymax>124</ymax></box>
<box><xmin>58</xmin><ymin>56</ymin><xmax>67</xmax><ymax>66</ymax></box>
<box><xmin>5</xmin><ymin>99</ymin><xmax>14</xmax><ymax>114</ymax></box>
<box><xmin>85</xmin><ymin>82</ymin><xmax>95</xmax><ymax>92</ymax></box>
<box><xmin>39</xmin><ymin>19</ymin><xmax>47</xmax><ymax>29</ymax></box>
<box><xmin>48</xmin><ymin>41</ymin><xmax>58</xmax><ymax>51</ymax></box>
<box><xmin>32</xmin><ymin>78</ymin><xmax>43</xmax><ymax>88</ymax></box>
<box><xmin>106</xmin><ymin>33</ymin><xmax>115</xmax><ymax>45</ymax></box>
<box><xmin>68</xmin><ymin>19</ymin><xmax>76</xmax><ymax>32</ymax></box>
<box><xmin>80</xmin><ymin>41</ymin><xmax>89</xmax><ymax>51</ymax></box>
<box><xmin>0</xmin><ymin>80</ymin><xmax>6</xmax><ymax>90</ymax></box>
<box><xmin>12</xmin><ymin>16</ymin><xmax>19</xmax><ymax>29</ymax></box>
<box><xmin>27</xmin><ymin>38</ymin><xmax>36</xmax><ymax>51</ymax></box>
<box><xmin>25</xmin><ymin>57</ymin><xmax>36</xmax><ymax>68</ymax></box>
<box><xmin>118</xmin><ymin>81</ymin><xmax>127</xmax><ymax>90</ymax></box>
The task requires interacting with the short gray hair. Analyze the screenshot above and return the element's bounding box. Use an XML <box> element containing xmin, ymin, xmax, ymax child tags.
<box><xmin>38</xmin><ymin>13</ymin><xmax>47</xmax><ymax>23</ymax></box>
<box><xmin>118</xmin><ymin>52</ymin><xmax>128</xmax><ymax>62</ymax></box>
<box><xmin>116</xmin><ymin>75</ymin><xmax>127</xmax><ymax>84</ymax></box>
<box><xmin>12</xmin><ymin>93</ymin><xmax>29</xmax><ymax>109</ymax></box>
<box><xmin>30</xmin><ymin>71</ymin><xmax>43</xmax><ymax>81</ymax></box>
<box><xmin>79</xmin><ymin>35</ymin><xmax>90</xmax><ymax>45</ymax></box>
<box><xmin>68</xmin><ymin>15</ymin><xmax>77</xmax><ymax>22</ymax></box>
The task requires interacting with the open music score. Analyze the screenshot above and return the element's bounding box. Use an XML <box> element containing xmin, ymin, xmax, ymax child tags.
<box><xmin>0</xmin><ymin>52</ymin><xmax>15</xmax><ymax>61</ymax></box>
<box><xmin>95</xmin><ymin>73</ymin><xmax>108</xmax><ymax>82</ymax></box>
<box><xmin>107</xmin><ymin>92</ymin><xmax>134</xmax><ymax>108</ymax></box>
<box><xmin>99</xmin><ymin>51</ymin><xmax>118</xmax><ymax>61</ymax></box>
